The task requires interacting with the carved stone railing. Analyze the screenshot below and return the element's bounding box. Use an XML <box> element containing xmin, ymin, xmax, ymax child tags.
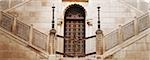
<box><xmin>0</xmin><ymin>11</ymin><xmax>49</xmax><ymax>56</ymax></box>
<box><xmin>15</xmin><ymin>20</ymin><xmax>30</xmax><ymax>41</ymax></box>
<box><xmin>32</xmin><ymin>28</ymin><xmax>48</xmax><ymax>50</ymax></box>
<box><xmin>104</xmin><ymin>29</ymin><xmax>119</xmax><ymax>50</ymax></box>
<box><xmin>0</xmin><ymin>12</ymin><xmax>14</xmax><ymax>32</ymax></box>
<box><xmin>103</xmin><ymin>12</ymin><xmax>149</xmax><ymax>51</ymax></box>
<box><xmin>137</xmin><ymin>13</ymin><xmax>150</xmax><ymax>32</ymax></box>
<box><xmin>122</xmin><ymin>21</ymin><xmax>135</xmax><ymax>41</ymax></box>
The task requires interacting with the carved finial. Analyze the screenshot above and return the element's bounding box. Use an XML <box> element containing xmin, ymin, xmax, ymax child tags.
<box><xmin>52</xmin><ymin>5</ymin><xmax>55</xmax><ymax>29</ymax></box>
<box><xmin>97</xmin><ymin>6</ymin><xmax>101</xmax><ymax>30</ymax></box>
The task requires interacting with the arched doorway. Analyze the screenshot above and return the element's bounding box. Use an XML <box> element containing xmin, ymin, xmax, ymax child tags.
<box><xmin>64</xmin><ymin>4</ymin><xmax>86</xmax><ymax>57</ymax></box>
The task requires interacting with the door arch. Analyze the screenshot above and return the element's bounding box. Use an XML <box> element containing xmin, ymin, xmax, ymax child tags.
<box><xmin>64</xmin><ymin>4</ymin><xmax>86</xmax><ymax>57</ymax></box>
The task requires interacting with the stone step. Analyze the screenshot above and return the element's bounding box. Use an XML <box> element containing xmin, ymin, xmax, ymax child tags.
<box><xmin>60</xmin><ymin>57</ymin><xmax>97</xmax><ymax>60</ymax></box>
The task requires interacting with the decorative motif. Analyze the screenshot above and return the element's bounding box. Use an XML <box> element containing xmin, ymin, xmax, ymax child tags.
<box><xmin>16</xmin><ymin>20</ymin><xmax>30</xmax><ymax>41</ymax></box>
<box><xmin>0</xmin><ymin>13</ymin><xmax>14</xmax><ymax>32</ymax></box>
<box><xmin>104</xmin><ymin>30</ymin><xmax>119</xmax><ymax>50</ymax></box>
<box><xmin>137</xmin><ymin>14</ymin><xmax>149</xmax><ymax>33</ymax></box>
<box><xmin>66</xmin><ymin>13</ymin><xmax>84</xmax><ymax>19</ymax></box>
<box><xmin>122</xmin><ymin>21</ymin><xmax>134</xmax><ymax>41</ymax></box>
<box><xmin>32</xmin><ymin>29</ymin><xmax>48</xmax><ymax>50</ymax></box>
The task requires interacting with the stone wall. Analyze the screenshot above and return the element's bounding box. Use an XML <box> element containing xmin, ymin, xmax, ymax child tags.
<box><xmin>121</xmin><ymin>0</ymin><xmax>149</xmax><ymax>12</ymax></box>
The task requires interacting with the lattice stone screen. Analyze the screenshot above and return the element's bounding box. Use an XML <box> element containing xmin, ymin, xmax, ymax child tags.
<box><xmin>104</xmin><ymin>30</ymin><xmax>119</xmax><ymax>50</ymax></box>
<box><xmin>137</xmin><ymin>13</ymin><xmax>149</xmax><ymax>33</ymax></box>
<box><xmin>32</xmin><ymin>29</ymin><xmax>48</xmax><ymax>50</ymax></box>
<box><xmin>122</xmin><ymin>21</ymin><xmax>135</xmax><ymax>41</ymax></box>
<box><xmin>0</xmin><ymin>13</ymin><xmax>14</xmax><ymax>32</ymax></box>
<box><xmin>16</xmin><ymin>20</ymin><xmax>30</xmax><ymax>41</ymax></box>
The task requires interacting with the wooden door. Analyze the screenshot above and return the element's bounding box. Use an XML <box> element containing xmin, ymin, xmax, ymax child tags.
<box><xmin>64</xmin><ymin>4</ymin><xmax>85</xmax><ymax>57</ymax></box>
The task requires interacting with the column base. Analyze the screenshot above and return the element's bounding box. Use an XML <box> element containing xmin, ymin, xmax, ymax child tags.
<box><xmin>48</xmin><ymin>55</ymin><xmax>56</xmax><ymax>60</ymax></box>
<box><xmin>96</xmin><ymin>55</ymin><xmax>103</xmax><ymax>60</ymax></box>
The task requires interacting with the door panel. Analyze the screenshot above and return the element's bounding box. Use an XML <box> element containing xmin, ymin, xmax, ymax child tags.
<box><xmin>64</xmin><ymin>19</ymin><xmax>85</xmax><ymax>57</ymax></box>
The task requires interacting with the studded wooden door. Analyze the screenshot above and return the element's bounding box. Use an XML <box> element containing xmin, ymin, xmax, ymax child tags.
<box><xmin>64</xmin><ymin>4</ymin><xmax>85</xmax><ymax>57</ymax></box>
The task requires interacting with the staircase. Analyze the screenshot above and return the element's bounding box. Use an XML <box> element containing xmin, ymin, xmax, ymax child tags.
<box><xmin>0</xmin><ymin>25</ymin><xmax>43</xmax><ymax>60</ymax></box>
<box><xmin>0</xmin><ymin>1</ymin><xmax>50</xmax><ymax>59</ymax></box>
<box><xmin>102</xmin><ymin>12</ymin><xmax>150</xmax><ymax>60</ymax></box>
<box><xmin>0</xmin><ymin>11</ymin><xmax>50</xmax><ymax>60</ymax></box>
<box><xmin>0</xmin><ymin>0</ymin><xmax>150</xmax><ymax>60</ymax></box>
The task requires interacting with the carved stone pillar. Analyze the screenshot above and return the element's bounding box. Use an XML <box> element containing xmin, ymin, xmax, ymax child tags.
<box><xmin>149</xmin><ymin>9</ymin><xmax>150</xmax><ymax>27</ymax></box>
<box><xmin>48</xmin><ymin>29</ymin><xmax>56</xmax><ymax>60</ymax></box>
<box><xmin>49</xmin><ymin>28</ymin><xmax>56</xmax><ymax>54</ymax></box>
<box><xmin>96</xmin><ymin>29</ymin><xmax>103</xmax><ymax>55</ymax></box>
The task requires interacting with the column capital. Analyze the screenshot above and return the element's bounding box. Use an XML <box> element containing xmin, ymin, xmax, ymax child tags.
<box><xmin>96</xmin><ymin>29</ymin><xmax>103</xmax><ymax>34</ymax></box>
<box><xmin>50</xmin><ymin>29</ymin><xmax>56</xmax><ymax>34</ymax></box>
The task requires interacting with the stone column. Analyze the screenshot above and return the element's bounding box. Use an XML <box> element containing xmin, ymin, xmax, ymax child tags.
<box><xmin>48</xmin><ymin>28</ymin><xmax>56</xmax><ymax>60</ymax></box>
<box><xmin>8</xmin><ymin>0</ymin><xmax>11</xmax><ymax>8</ymax></box>
<box><xmin>0</xmin><ymin>12</ymin><xmax>2</xmax><ymax>21</ymax></box>
<box><xmin>134</xmin><ymin>17</ymin><xmax>139</xmax><ymax>35</ymax></box>
<box><xmin>12</xmin><ymin>17</ymin><xmax>17</xmax><ymax>33</ymax></box>
<box><xmin>96</xmin><ymin>29</ymin><xmax>103</xmax><ymax>60</ymax></box>
<box><xmin>149</xmin><ymin>9</ymin><xmax>150</xmax><ymax>27</ymax></box>
<box><xmin>29</xmin><ymin>24</ymin><xmax>33</xmax><ymax>45</ymax></box>
<box><xmin>118</xmin><ymin>25</ymin><xmax>123</xmax><ymax>44</ymax></box>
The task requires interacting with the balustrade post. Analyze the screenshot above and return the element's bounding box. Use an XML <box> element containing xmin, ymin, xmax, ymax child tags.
<box><xmin>12</xmin><ymin>17</ymin><xmax>17</xmax><ymax>33</ymax></box>
<box><xmin>29</xmin><ymin>24</ymin><xmax>33</xmax><ymax>44</ymax></box>
<box><xmin>96</xmin><ymin>29</ymin><xmax>104</xmax><ymax>55</ymax></box>
<box><xmin>118</xmin><ymin>25</ymin><xmax>123</xmax><ymax>43</ymax></box>
<box><xmin>148</xmin><ymin>9</ymin><xmax>150</xmax><ymax>27</ymax></box>
<box><xmin>8</xmin><ymin>0</ymin><xmax>11</xmax><ymax>8</ymax></box>
<box><xmin>48</xmin><ymin>28</ymin><xmax>56</xmax><ymax>60</ymax></box>
<box><xmin>134</xmin><ymin>17</ymin><xmax>139</xmax><ymax>35</ymax></box>
<box><xmin>0</xmin><ymin>12</ymin><xmax>1</xmax><ymax>22</ymax></box>
<box><xmin>49</xmin><ymin>29</ymin><xmax>56</xmax><ymax>54</ymax></box>
<box><xmin>48</xmin><ymin>5</ymin><xmax>57</xmax><ymax>60</ymax></box>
